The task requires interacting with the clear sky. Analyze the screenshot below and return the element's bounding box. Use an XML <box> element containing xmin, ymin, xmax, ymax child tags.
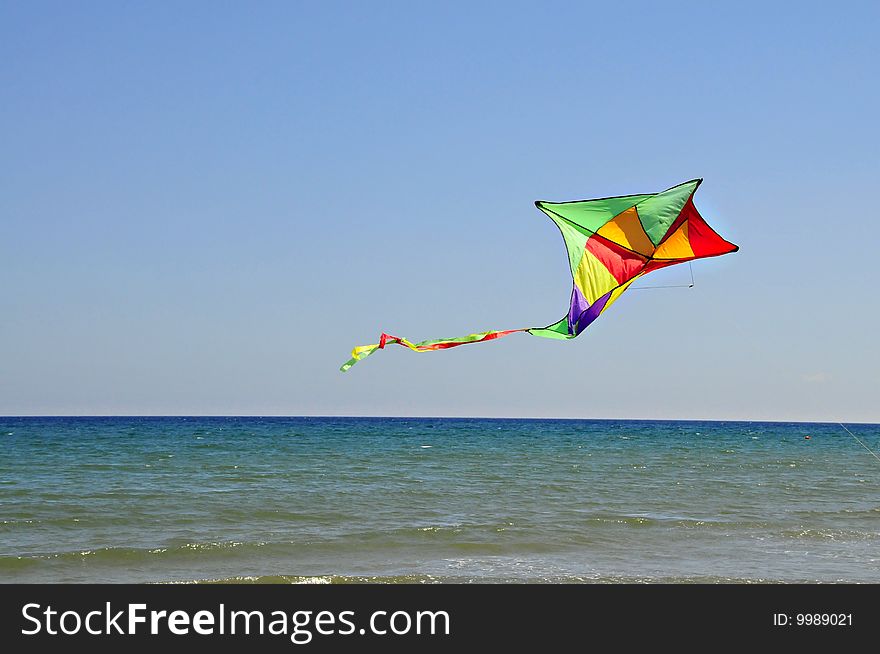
<box><xmin>2</xmin><ymin>2</ymin><xmax>878</xmax><ymax>420</ymax></box>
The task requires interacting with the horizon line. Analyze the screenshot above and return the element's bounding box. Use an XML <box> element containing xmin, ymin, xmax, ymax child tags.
<box><xmin>1</xmin><ymin>415</ymin><xmax>877</xmax><ymax>426</ymax></box>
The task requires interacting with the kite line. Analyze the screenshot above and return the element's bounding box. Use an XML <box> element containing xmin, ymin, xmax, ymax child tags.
<box><xmin>630</xmin><ymin>261</ymin><xmax>695</xmax><ymax>290</ymax></box>
<box><xmin>839</xmin><ymin>423</ymin><xmax>880</xmax><ymax>465</ymax></box>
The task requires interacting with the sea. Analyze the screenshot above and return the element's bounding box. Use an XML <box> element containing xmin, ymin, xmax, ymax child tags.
<box><xmin>1</xmin><ymin>417</ymin><xmax>878</xmax><ymax>583</ymax></box>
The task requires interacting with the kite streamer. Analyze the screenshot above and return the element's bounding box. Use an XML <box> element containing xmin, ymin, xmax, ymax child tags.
<box><xmin>341</xmin><ymin>179</ymin><xmax>737</xmax><ymax>371</ymax></box>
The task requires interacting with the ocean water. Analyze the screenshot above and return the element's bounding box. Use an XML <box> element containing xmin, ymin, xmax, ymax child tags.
<box><xmin>1</xmin><ymin>417</ymin><xmax>879</xmax><ymax>584</ymax></box>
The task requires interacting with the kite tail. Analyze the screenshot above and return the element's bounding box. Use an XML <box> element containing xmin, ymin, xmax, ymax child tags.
<box><xmin>340</xmin><ymin>329</ymin><xmax>525</xmax><ymax>372</ymax></box>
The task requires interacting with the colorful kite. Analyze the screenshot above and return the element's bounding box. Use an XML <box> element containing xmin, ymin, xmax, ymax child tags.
<box><xmin>341</xmin><ymin>179</ymin><xmax>737</xmax><ymax>371</ymax></box>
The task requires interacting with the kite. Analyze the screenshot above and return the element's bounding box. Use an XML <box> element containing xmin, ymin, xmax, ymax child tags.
<box><xmin>340</xmin><ymin>179</ymin><xmax>737</xmax><ymax>371</ymax></box>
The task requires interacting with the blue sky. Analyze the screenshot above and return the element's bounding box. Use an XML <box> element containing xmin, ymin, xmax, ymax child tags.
<box><xmin>2</xmin><ymin>2</ymin><xmax>878</xmax><ymax>420</ymax></box>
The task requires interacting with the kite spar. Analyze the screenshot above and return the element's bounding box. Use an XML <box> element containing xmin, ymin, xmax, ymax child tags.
<box><xmin>341</xmin><ymin>179</ymin><xmax>737</xmax><ymax>372</ymax></box>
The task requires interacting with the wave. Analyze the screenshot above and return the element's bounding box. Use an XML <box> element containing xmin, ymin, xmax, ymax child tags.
<box><xmin>170</xmin><ymin>574</ymin><xmax>814</xmax><ymax>585</ymax></box>
<box><xmin>0</xmin><ymin>540</ymin><xmax>273</xmax><ymax>570</ymax></box>
<box><xmin>581</xmin><ymin>514</ymin><xmax>770</xmax><ymax>529</ymax></box>
<box><xmin>167</xmin><ymin>575</ymin><xmax>442</xmax><ymax>585</ymax></box>
<box><xmin>779</xmin><ymin>527</ymin><xmax>880</xmax><ymax>541</ymax></box>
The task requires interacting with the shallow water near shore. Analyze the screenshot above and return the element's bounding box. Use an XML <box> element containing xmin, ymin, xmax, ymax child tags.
<box><xmin>1</xmin><ymin>417</ymin><xmax>878</xmax><ymax>583</ymax></box>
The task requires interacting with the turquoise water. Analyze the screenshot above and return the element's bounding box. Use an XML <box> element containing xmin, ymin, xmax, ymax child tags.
<box><xmin>1</xmin><ymin>417</ymin><xmax>878</xmax><ymax>583</ymax></box>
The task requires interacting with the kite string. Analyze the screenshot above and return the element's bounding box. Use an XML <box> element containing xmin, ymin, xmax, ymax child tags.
<box><xmin>631</xmin><ymin>261</ymin><xmax>695</xmax><ymax>290</ymax></box>
<box><xmin>839</xmin><ymin>422</ymin><xmax>880</xmax><ymax>464</ymax></box>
